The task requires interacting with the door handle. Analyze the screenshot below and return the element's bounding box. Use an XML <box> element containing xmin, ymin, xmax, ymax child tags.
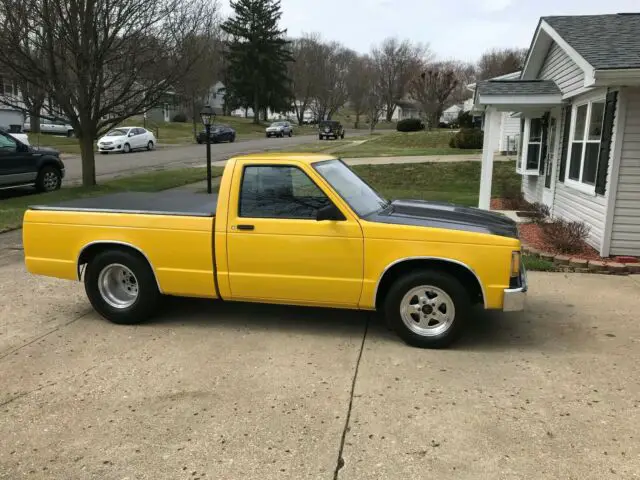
<box><xmin>236</xmin><ymin>224</ymin><xmax>255</xmax><ymax>231</ymax></box>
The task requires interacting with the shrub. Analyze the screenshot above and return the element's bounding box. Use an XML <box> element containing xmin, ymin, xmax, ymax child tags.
<box><xmin>449</xmin><ymin>128</ymin><xmax>483</xmax><ymax>149</ymax></box>
<box><xmin>397</xmin><ymin>118</ymin><xmax>425</xmax><ymax>132</ymax></box>
<box><xmin>541</xmin><ymin>219</ymin><xmax>591</xmax><ymax>254</ymax></box>
<box><xmin>457</xmin><ymin>111</ymin><xmax>474</xmax><ymax>128</ymax></box>
<box><xmin>172</xmin><ymin>113</ymin><xmax>187</xmax><ymax>123</ymax></box>
<box><xmin>529</xmin><ymin>202</ymin><xmax>551</xmax><ymax>224</ymax></box>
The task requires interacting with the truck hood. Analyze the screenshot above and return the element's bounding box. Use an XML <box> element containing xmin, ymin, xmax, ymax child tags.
<box><xmin>366</xmin><ymin>199</ymin><xmax>519</xmax><ymax>239</ymax></box>
<box><xmin>32</xmin><ymin>146</ymin><xmax>60</xmax><ymax>156</ymax></box>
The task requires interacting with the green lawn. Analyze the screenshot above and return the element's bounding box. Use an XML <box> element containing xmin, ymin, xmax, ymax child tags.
<box><xmin>522</xmin><ymin>254</ymin><xmax>556</xmax><ymax>271</ymax></box>
<box><xmin>0</xmin><ymin>167</ymin><xmax>224</xmax><ymax>232</ymax></box>
<box><xmin>334</xmin><ymin>130</ymin><xmax>478</xmax><ymax>158</ymax></box>
<box><xmin>352</xmin><ymin>161</ymin><xmax>519</xmax><ymax>207</ymax></box>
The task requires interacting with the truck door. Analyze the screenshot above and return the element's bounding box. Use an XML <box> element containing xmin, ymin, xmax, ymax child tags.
<box><xmin>225</xmin><ymin>161</ymin><xmax>364</xmax><ymax>307</ymax></box>
<box><xmin>0</xmin><ymin>133</ymin><xmax>36</xmax><ymax>187</ymax></box>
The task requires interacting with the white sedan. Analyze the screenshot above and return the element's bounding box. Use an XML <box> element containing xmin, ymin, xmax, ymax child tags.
<box><xmin>97</xmin><ymin>127</ymin><xmax>156</xmax><ymax>154</ymax></box>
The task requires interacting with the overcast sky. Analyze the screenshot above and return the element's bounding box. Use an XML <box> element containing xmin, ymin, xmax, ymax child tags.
<box><xmin>220</xmin><ymin>0</ymin><xmax>640</xmax><ymax>62</ymax></box>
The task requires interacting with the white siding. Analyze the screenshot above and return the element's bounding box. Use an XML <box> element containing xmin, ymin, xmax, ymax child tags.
<box><xmin>611</xmin><ymin>87</ymin><xmax>640</xmax><ymax>256</ymax></box>
<box><xmin>551</xmin><ymin>91</ymin><xmax>615</xmax><ymax>251</ymax></box>
<box><xmin>538</xmin><ymin>43</ymin><xmax>585</xmax><ymax>96</ymax></box>
<box><xmin>499</xmin><ymin>113</ymin><xmax>521</xmax><ymax>152</ymax></box>
<box><xmin>522</xmin><ymin>175</ymin><xmax>544</xmax><ymax>204</ymax></box>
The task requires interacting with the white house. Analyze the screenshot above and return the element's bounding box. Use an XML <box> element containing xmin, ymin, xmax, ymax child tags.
<box><xmin>474</xmin><ymin>13</ymin><xmax>640</xmax><ymax>258</ymax></box>
<box><xmin>468</xmin><ymin>71</ymin><xmax>522</xmax><ymax>154</ymax></box>
<box><xmin>441</xmin><ymin>104</ymin><xmax>463</xmax><ymax>124</ymax></box>
<box><xmin>0</xmin><ymin>76</ymin><xmax>26</xmax><ymax>128</ymax></box>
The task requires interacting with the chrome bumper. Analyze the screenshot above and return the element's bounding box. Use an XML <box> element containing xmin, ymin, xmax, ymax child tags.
<box><xmin>503</xmin><ymin>264</ymin><xmax>527</xmax><ymax>312</ymax></box>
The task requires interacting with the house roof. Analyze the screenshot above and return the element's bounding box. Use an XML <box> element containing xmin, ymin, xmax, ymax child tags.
<box><xmin>543</xmin><ymin>14</ymin><xmax>640</xmax><ymax>70</ymax></box>
<box><xmin>476</xmin><ymin>80</ymin><xmax>561</xmax><ymax>96</ymax></box>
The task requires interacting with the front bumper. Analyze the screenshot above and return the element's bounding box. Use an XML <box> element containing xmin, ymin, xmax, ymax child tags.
<box><xmin>502</xmin><ymin>263</ymin><xmax>527</xmax><ymax>312</ymax></box>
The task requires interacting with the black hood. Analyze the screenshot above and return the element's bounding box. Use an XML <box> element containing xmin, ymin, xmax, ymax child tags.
<box><xmin>367</xmin><ymin>199</ymin><xmax>519</xmax><ymax>239</ymax></box>
<box><xmin>32</xmin><ymin>146</ymin><xmax>60</xmax><ymax>156</ymax></box>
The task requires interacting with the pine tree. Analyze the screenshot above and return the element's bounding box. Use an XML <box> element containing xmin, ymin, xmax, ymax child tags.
<box><xmin>222</xmin><ymin>0</ymin><xmax>293</xmax><ymax>124</ymax></box>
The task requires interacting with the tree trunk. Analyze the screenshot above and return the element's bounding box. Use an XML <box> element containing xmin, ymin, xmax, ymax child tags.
<box><xmin>354</xmin><ymin>112</ymin><xmax>360</xmax><ymax>129</ymax></box>
<box><xmin>191</xmin><ymin>96</ymin><xmax>198</xmax><ymax>141</ymax></box>
<box><xmin>29</xmin><ymin>114</ymin><xmax>41</xmax><ymax>134</ymax></box>
<box><xmin>253</xmin><ymin>87</ymin><xmax>260</xmax><ymax>124</ymax></box>
<box><xmin>79</xmin><ymin>134</ymin><xmax>96</xmax><ymax>187</ymax></box>
<box><xmin>385</xmin><ymin>103</ymin><xmax>395</xmax><ymax>122</ymax></box>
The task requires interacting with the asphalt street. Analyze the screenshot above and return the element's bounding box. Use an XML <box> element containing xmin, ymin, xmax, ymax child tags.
<box><xmin>62</xmin><ymin>134</ymin><xmax>321</xmax><ymax>184</ymax></box>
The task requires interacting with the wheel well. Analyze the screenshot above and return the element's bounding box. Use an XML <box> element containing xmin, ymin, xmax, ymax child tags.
<box><xmin>77</xmin><ymin>243</ymin><xmax>154</xmax><ymax>282</ymax></box>
<box><xmin>375</xmin><ymin>259</ymin><xmax>485</xmax><ymax>309</ymax></box>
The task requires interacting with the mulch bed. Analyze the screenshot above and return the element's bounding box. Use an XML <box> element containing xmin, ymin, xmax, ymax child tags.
<box><xmin>518</xmin><ymin>223</ymin><xmax>603</xmax><ymax>261</ymax></box>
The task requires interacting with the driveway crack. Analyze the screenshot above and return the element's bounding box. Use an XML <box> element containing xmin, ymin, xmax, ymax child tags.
<box><xmin>333</xmin><ymin>313</ymin><xmax>370</xmax><ymax>480</ymax></box>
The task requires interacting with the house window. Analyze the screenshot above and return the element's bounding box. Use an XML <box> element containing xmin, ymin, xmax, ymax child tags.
<box><xmin>566</xmin><ymin>98</ymin><xmax>605</xmax><ymax>192</ymax></box>
<box><xmin>517</xmin><ymin>117</ymin><xmax>544</xmax><ymax>175</ymax></box>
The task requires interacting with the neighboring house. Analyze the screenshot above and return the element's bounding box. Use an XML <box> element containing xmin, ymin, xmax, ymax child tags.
<box><xmin>0</xmin><ymin>76</ymin><xmax>26</xmax><ymax>129</ymax></box>
<box><xmin>473</xmin><ymin>13</ymin><xmax>640</xmax><ymax>258</ymax></box>
<box><xmin>468</xmin><ymin>71</ymin><xmax>522</xmax><ymax>154</ymax></box>
<box><xmin>146</xmin><ymin>91</ymin><xmax>180</xmax><ymax>123</ymax></box>
<box><xmin>201</xmin><ymin>81</ymin><xmax>225</xmax><ymax>114</ymax></box>
<box><xmin>441</xmin><ymin>104</ymin><xmax>463</xmax><ymax>124</ymax></box>
<box><xmin>396</xmin><ymin>100</ymin><xmax>421</xmax><ymax>120</ymax></box>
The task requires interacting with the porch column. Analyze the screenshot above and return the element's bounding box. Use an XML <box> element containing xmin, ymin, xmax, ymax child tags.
<box><xmin>478</xmin><ymin>107</ymin><xmax>499</xmax><ymax>210</ymax></box>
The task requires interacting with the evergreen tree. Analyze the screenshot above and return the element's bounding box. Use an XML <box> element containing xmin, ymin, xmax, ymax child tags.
<box><xmin>222</xmin><ymin>0</ymin><xmax>293</xmax><ymax>124</ymax></box>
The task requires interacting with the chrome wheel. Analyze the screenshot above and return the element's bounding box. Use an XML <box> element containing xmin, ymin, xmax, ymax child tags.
<box><xmin>123</xmin><ymin>143</ymin><xmax>131</xmax><ymax>153</ymax></box>
<box><xmin>400</xmin><ymin>285</ymin><xmax>455</xmax><ymax>337</ymax></box>
<box><xmin>42</xmin><ymin>170</ymin><xmax>59</xmax><ymax>191</ymax></box>
<box><xmin>97</xmin><ymin>263</ymin><xmax>139</xmax><ymax>309</ymax></box>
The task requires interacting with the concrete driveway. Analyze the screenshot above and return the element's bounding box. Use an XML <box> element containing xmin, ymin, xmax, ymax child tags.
<box><xmin>1</xmin><ymin>250</ymin><xmax>639</xmax><ymax>479</ymax></box>
<box><xmin>61</xmin><ymin>134</ymin><xmax>321</xmax><ymax>184</ymax></box>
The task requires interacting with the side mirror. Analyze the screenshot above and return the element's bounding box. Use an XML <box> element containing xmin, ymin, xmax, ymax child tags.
<box><xmin>316</xmin><ymin>203</ymin><xmax>346</xmax><ymax>221</ymax></box>
<box><xmin>128</xmin><ymin>132</ymin><xmax>135</xmax><ymax>137</ymax></box>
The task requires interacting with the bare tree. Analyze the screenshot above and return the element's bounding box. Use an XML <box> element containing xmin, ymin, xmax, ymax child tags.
<box><xmin>0</xmin><ymin>0</ymin><xmax>219</xmax><ymax>186</ymax></box>
<box><xmin>477</xmin><ymin>47</ymin><xmax>527</xmax><ymax>80</ymax></box>
<box><xmin>371</xmin><ymin>37</ymin><xmax>430</xmax><ymax>122</ymax></box>
<box><xmin>345</xmin><ymin>54</ymin><xmax>369</xmax><ymax>129</ymax></box>
<box><xmin>409</xmin><ymin>62</ymin><xmax>459</xmax><ymax>129</ymax></box>
<box><xmin>447</xmin><ymin>61</ymin><xmax>476</xmax><ymax>105</ymax></box>
<box><xmin>313</xmin><ymin>42</ymin><xmax>353</xmax><ymax>121</ymax></box>
<box><xmin>289</xmin><ymin>33</ymin><xmax>324</xmax><ymax>125</ymax></box>
<box><xmin>361</xmin><ymin>58</ymin><xmax>385</xmax><ymax>133</ymax></box>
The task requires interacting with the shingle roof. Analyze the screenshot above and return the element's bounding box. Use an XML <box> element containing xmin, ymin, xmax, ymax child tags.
<box><xmin>476</xmin><ymin>80</ymin><xmax>561</xmax><ymax>96</ymax></box>
<box><xmin>543</xmin><ymin>14</ymin><xmax>640</xmax><ymax>70</ymax></box>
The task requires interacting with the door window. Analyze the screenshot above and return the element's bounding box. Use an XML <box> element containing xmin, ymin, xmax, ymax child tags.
<box><xmin>0</xmin><ymin>133</ymin><xmax>17</xmax><ymax>152</ymax></box>
<box><xmin>239</xmin><ymin>165</ymin><xmax>331</xmax><ymax>219</ymax></box>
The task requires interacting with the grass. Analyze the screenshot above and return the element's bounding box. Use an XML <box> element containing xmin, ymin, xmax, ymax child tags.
<box><xmin>338</xmin><ymin>130</ymin><xmax>480</xmax><ymax>158</ymax></box>
<box><xmin>0</xmin><ymin>167</ymin><xmax>224</xmax><ymax>232</ymax></box>
<box><xmin>351</xmin><ymin>160</ymin><xmax>519</xmax><ymax>207</ymax></box>
<box><xmin>523</xmin><ymin>254</ymin><xmax>556</xmax><ymax>271</ymax></box>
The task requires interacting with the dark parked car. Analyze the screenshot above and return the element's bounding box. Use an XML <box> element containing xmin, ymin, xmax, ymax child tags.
<box><xmin>319</xmin><ymin>120</ymin><xmax>345</xmax><ymax>140</ymax></box>
<box><xmin>0</xmin><ymin>130</ymin><xmax>65</xmax><ymax>192</ymax></box>
<box><xmin>196</xmin><ymin>125</ymin><xmax>236</xmax><ymax>144</ymax></box>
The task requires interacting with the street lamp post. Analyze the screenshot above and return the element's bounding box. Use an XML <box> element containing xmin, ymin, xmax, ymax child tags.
<box><xmin>200</xmin><ymin>105</ymin><xmax>216</xmax><ymax>194</ymax></box>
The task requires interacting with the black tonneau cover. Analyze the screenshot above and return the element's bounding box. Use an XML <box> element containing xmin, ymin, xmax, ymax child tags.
<box><xmin>30</xmin><ymin>192</ymin><xmax>218</xmax><ymax>217</ymax></box>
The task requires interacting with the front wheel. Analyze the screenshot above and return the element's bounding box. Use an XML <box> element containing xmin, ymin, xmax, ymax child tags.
<box><xmin>35</xmin><ymin>166</ymin><xmax>62</xmax><ymax>192</ymax></box>
<box><xmin>123</xmin><ymin>143</ymin><xmax>131</xmax><ymax>153</ymax></box>
<box><xmin>84</xmin><ymin>249</ymin><xmax>161</xmax><ymax>325</ymax></box>
<box><xmin>384</xmin><ymin>270</ymin><xmax>469</xmax><ymax>349</ymax></box>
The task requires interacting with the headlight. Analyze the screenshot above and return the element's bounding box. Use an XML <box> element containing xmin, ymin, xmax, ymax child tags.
<box><xmin>510</xmin><ymin>251</ymin><xmax>521</xmax><ymax>277</ymax></box>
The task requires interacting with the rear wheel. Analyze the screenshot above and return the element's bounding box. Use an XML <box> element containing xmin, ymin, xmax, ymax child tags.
<box><xmin>230</xmin><ymin>134</ymin><xmax>236</xmax><ymax>143</ymax></box>
<box><xmin>384</xmin><ymin>270</ymin><xmax>469</xmax><ymax>349</ymax></box>
<box><xmin>147</xmin><ymin>140</ymin><xmax>154</xmax><ymax>151</ymax></box>
<box><xmin>84</xmin><ymin>249</ymin><xmax>161</xmax><ymax>325</ymax></box>
<box><xmin>35</xmin><ymin>165</ymin><xmax>62</xmax><ymax>192</ymax></box>
<box><xmin>288</xmin><ymin>130</ymin><xmax>292</xmax><ymax>137</ymax></box>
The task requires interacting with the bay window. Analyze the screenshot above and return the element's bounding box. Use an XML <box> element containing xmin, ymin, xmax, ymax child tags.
<box><xmin>566</xmin><ymin>98</ymin><xmax>605</xmax><ymax>192</ymax></box>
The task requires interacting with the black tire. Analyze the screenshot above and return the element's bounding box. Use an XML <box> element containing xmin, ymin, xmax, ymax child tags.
<box><xmin>84</xmin><ymin>249</ymin><xmax>161</xmax><ymax>325</ymax></box>
<box><xmin>67</xmin><ymin>130</ymin><xmax>74</xmax><ymax>138</ymax></box>
<box><xmin>230</xmin><ymin>135</ymin><xmax>236</xmax><ymax>143</ymax></box>
<box><xmin>147</xmin><ymin>140</ymin><xmax>154</xmax><ymax>151</ymax></box>
<box><xmin>100</xmin><ymin>151</ymin><xmax>108</xmax><ymax>155</ymax></box>
<box><xmin>288</xmin><ymin>130</ymin><xmax>292</xmax><ymax>137</ymax></box>
<box><xmin>123</xmin><ymin>143</ymin><xmax>131</xmax><ymax>153</ymax></box>
<box><xmin>384</xmin><ymin>270</ymin><xmax>469</xmax><ymax>349</ymax></box>
<box><xmin>319</xmin><ymin>134</ymin><xmax>323</xmax><ymax>140</ymax></box>
<box><xmin>35</xmin><ymin>165</ymin><xmax>62</xmax><ymax>192</ymax></box>
<box><xmin>341</xmin><ymin>132</ymin><xmax>345</xmax><ymax>139</ymax></box>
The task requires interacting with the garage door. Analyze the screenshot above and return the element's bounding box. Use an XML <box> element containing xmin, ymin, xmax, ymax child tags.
<box><xmin>0</xmin><ymin>109</ymin><xmax>25</xmax><ymax>129</ymax></box>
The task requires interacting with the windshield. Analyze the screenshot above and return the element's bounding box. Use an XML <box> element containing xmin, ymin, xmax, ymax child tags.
<box><xmin>271</xmin><ymin>122</ymin><xmax>286</xmax><ymax>127</ymax></box>
<box><xmin>314</xmin><ymin>160</ymin><xmax>388</xmax><ymax>217</ymax></box>
<box><xmin>106</xmin><ymin>128</ymin><xmax>128</xmax><ymax>136</ymax></box>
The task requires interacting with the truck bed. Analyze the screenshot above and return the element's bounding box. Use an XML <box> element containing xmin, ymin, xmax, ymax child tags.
<box><xmin>30</xmin><ymin>191</ymin><xmax>218</xmax><ymax>217</ymax></box>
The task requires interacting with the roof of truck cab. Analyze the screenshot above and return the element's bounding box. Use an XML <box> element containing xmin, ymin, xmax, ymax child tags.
<box><xmin>230</xmin><ymin>153</ymin><xmax>338</xmax><ymax>164</ymax></box>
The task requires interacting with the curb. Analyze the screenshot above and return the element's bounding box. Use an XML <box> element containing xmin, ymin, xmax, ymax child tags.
<box><xmin>522</xmin><ymin>244</ymin><xmax>638</xmax><ymax>275</ymax></box>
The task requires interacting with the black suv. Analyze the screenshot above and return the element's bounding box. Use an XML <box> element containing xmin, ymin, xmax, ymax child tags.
<box><xmin>0</xmin><ymin>130</ymin><xmax>65</xmax><ymax>192</ymax></box>
<box><xmin>319</xmin><ymin>121</ymin><xmax>345</xmax><ymax>140</ymax></box>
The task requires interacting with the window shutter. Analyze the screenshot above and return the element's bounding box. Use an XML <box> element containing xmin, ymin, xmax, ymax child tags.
<box><xmin>595</xmin><ymin>90</ymin><xmax>618</xmax><ymax>196</ymax></box>
<box><xmin>539</xmin><ymin>113</ymin><xmax>549</xmax><ymax>174</ymax></box>
<box><xmin>558</xmin><ymin>106</ymin><xmax>571</xmax><ymax>182</ymax></box>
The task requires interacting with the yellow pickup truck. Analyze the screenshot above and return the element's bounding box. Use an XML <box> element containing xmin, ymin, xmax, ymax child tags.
<box><xmin>23</xmin><ymin>153</ymin><xmax>526</xmax><ymax>348</ymax></box>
